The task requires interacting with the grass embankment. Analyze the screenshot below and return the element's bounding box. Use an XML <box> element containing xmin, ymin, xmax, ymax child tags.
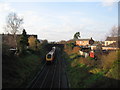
<box><xmin>64</xmin><ymin>50</ymin><xmax>120</xmax><ymax>88</ymax></box>
<box><xmin>2</xmin><ymin>53</ymin><xmax>42</xmax><ymax>88</ymax></box>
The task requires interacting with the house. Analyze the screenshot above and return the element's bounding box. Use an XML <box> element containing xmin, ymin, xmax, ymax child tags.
<box><xmin>76</xmin><ymin>37</ymin><xmax>94</xmax><ymax>46</ymax></box>
<box><xmin>2</xmin><ymin>34</ymin><xmax>37</xmax><ymax>49</ymax></box>
<box><xmin>104</xmin><ymin>37</ymin><xmax>118</xmax><ymax>47</ymax></box>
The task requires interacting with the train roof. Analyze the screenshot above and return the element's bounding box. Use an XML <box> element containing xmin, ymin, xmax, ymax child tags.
<box><xmin>52</xmin><ymin>46</ymin><xmax>56</xmax><ymax>48</ymax></box>
<box><xmin>46</xmin><ymin>46</ymin><xmax>56</xmax><ymax>56</ymax></box>
<box><xmin>52</xmin><ymin>47</ymin><xmax>56</xmax><ymax>50</ymax></box>
<box><xmin>47</xmin><ymin>51</ymin><xmax>54</xmax><ymax>55</ymax></box>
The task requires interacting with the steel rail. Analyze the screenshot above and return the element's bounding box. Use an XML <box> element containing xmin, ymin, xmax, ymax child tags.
<box><xmin>58</xmin><ymin>54</ymin><xmax>61</xmax><ymax>89</ymax></box>
<box><xmin>50</xmin><ymin>59</ymin><xmax>57</xmax><ymax>89</ymax></box>
<box><xmin>27</xmin><ymin>62</ymin><xmax>47</xmax><ymax>88</ymax></box>
<box><xmin>39</xmin><ymin>67</ymin><xmax>51</xmax><ymax>88</ymax></box>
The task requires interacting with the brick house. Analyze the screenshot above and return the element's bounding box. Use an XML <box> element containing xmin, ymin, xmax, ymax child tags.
<box><xmin>76</xmin><ymin>37</ymin><xmax>94</xmax><ymax>46</ymax></box>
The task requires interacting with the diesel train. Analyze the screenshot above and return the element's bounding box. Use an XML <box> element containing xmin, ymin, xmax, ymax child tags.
<box><xmin>46</xmin><ymin>46</ymin><xmax>56</xmax><ymax>62</ymax></box>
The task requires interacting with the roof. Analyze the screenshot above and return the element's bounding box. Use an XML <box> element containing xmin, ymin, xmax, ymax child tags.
<box><xmin>76</xmin><ymin>37</ymin><xmax>94</xmax><ymax>41</ymax></box>
<box><xmin>105</xmin><ymin>37</ymin><xmax>118</xmax><ymax>41</ymax></box>
<box><xmin>2</xmin><ymin>34</ymin><xmax>37</xmax><ymax>38</ymax></box>
<box><xmin>77</xmin><ymin>39</ymin><xmax>90</xmax><ymax>41</ymax></box>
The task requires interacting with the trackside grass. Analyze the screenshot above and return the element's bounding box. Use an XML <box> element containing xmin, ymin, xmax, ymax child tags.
<box><xmin>2</xmin><ymin>53</ymin><xmax>42</xmax><ymax>88</ymax></box>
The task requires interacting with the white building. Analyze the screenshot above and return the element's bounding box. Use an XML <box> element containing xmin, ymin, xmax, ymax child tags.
<box><xmin>104</xmin><ymin>37</ymin><xmax>117</xmax><ymax>46</ymax></box>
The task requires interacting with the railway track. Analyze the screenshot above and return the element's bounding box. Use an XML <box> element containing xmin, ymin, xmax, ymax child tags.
<box><xmin>49</xmin><ymin>52</ymin><xmax>61</xmax><ymax>88</ymax></box>
<box><xmin>26</xmin><ymin>62</ymin><xmax>47</xmax><ymax>88</ymax></box>
<box><xmin>27</xmin><ymin>48</ymin><xmax>69</xmax><ymax>88</ymax></box>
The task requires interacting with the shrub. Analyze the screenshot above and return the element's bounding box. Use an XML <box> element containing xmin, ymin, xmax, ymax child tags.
<box><xmin>2</xmin><ymin>44</ymin><xmax>15</xmax><ymax>56</ymax></box>
<box><xmin>100</xmin><ymin>51</ymin><xmax>117</xmax><ymax>69</ymax></box>
<box><xmin>105</xmin><ymin>50</ymin><xmax>120</xmax><ymax>80</ymax></box>
<box><xmin>105</xmin><ymin>62</ymin><xmax>120</xmax><ymax>80</ymax></box>
<box><xmin>72</xmin><ymin>47</ymin><xmax>81</xmax><ymax>54</ymax></box>
<box><xmin>2</xmin><ymin>53</ymin><xmax>41</xmax><ymax>88</ymax></box>
<box><xmin>79</xmin><ymin>57</ymin><xmax>96</xmax><ymax>67</ymax></box>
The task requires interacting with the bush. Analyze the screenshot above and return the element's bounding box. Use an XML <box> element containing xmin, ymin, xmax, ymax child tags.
<box><xmin>72</xmin><ymin>47</ymin><xmax>81</xmax><ymax>54</ymax></box>
<box><xmin>2</xmin><ymin>53</ymin><xmax>41</xmax><ymax>88</ymax></box>
<box><xmin>105</xmin><ymin>50</ymin><xmax>120</xmax><ymax>80</ymax></box>
<box><xmin>2</xmin><ymin>44</ymin><xmax>15</xmax><ymax>57</ymax></box>
<box><xmin>100</xmin><ymin>51</ymin><xmax>117</xmax><ymax>69</ymax></box>
<box><xmin>79</xmin><ymin>57</ymin><xmax>96</xmax><ymax>67</ymax></box>
<box><xmin>65</xmin><ymin>48</ymin><xmax>120</xmax><ymax>88</ymax></box>
<box><xmin>105</xmin><ymin>62</ymin><xmax>120</xmax><ymax>80</ymax></box>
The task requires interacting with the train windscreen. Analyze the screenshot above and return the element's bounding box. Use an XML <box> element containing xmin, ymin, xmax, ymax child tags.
<box><xmin>47</xmin><ymin>54</ymin><xmax>51</xmax><ymax>59</ymax></box>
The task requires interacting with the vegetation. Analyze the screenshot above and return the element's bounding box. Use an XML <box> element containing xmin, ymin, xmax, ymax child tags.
<box><xmin>109</xmin><ymin>26</ymin><xmax>118</xmax><ymax>37</ymax></box>
<box><xmin>37</xmin><ymin>40</ymin><xmax>49</xmax><ymax>61</ymax></box>
<box><xmin>2</xmin><ymin>52</ymin><xmax>41</xmax><ymax>88</ymax></box>
<box><xmin>28</xmin><ymin>36</ymin><xmax>37</xmax><ymax>51</ymax></box>
<box><xmin>2</xmin><ymin>12</ymin><xmax>119</xmax><ymax>88</ymax></box>
<box><xmin>4</xmin><ymin>12</ymin><xmax>23</xmax><ymax>49</ymax></box>
<box><xmin>2</xmin><ymin>13</ymin><xmax>49</xmax><ymax>88</ymax></box>
<box><xmin>19</xmin><ymin>29</ymin><xmax>29</xmax><ymax>54</ymax></box>
<box><xmin>2</xmin><ymin>38</ymin><xmax>48</xmax><ymax>88</ymax></box>
<box><xmin>64</xmin><ymin>42</ymin><xmax>120</xmax><ymax>88</ymax></box>
<box><xmin>100</xmin><ymin>51</ymin><xmax>118</xmax><ymax>69</ymax></box>
<box><xmin>73</xmin><ymin>32</ymin><xmax>80</xmax><ymax>40</ymax></box>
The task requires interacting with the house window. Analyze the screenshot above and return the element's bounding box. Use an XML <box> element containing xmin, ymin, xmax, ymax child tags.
<box><xmin>106</xmin><ymin>42</ymin><xmax>108</xmax><ymax>46</ymax></box>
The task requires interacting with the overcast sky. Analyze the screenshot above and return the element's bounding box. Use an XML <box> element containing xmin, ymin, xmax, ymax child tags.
<box><xmin>0</xmin><ymin>0</ymin><xmax>118</xmax><ymax>42</ymax></box>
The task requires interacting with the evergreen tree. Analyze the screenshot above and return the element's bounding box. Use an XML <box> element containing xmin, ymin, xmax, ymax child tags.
<box><xmin>74</xmin><ymin>32</ymin><xmax>80</xmax><ymax>40</ymax></box>
<box><xmin>19</xmin><ymin>29</ymin><xmax>28</xmax><ymax>53</ymax></box>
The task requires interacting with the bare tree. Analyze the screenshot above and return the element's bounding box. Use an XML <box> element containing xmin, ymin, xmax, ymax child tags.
<box><xmin>118</xmin><ymin>26</ymin><xmax>120</xmax><ymax>36</ymax></box>
<box><xmin>109</xmin><ymin>26</ymin><xmax>118</xmax><ymax>37</ymax></box>
<box><xmin>5</xmin><ymin>12</ymin><xmax>23</xmax><ymax>49</ymax></box>
<box><xmin>106</xmin><ymin>26</ymin><xmax>118</xmax><ymax>47</ymax></box>
<box><xmin>118</xmin><ymin>26</ymin><xmax>120</xmax><ymax>48</ymax></box>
